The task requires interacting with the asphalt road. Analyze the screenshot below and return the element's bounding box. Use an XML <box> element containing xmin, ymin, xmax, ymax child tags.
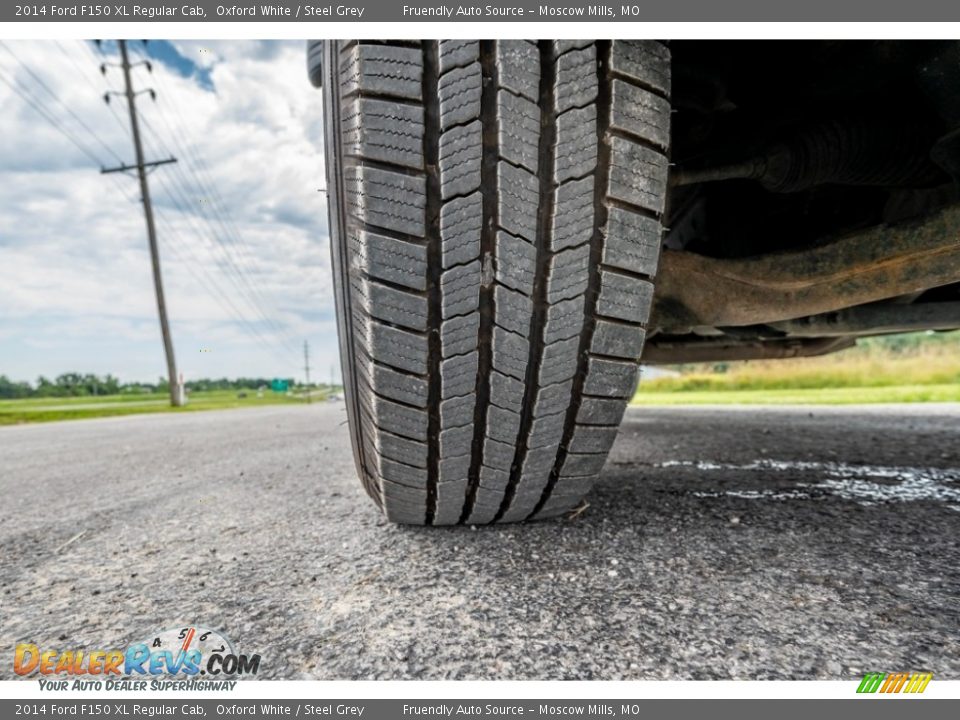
<box><xmin>2</xmin><ymin>402</ymin><xmax>958</xmax><ymax>680</ymax></box>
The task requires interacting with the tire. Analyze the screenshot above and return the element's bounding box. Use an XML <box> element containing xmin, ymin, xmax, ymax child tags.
<box><xmin>321</xmin><ymin>40</ymin><xmax>670</xmax><ymax>525</ymax></box>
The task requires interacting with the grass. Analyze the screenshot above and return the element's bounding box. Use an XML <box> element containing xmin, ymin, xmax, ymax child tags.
<box><xmin>633</xmin><ymin>331</ymin><xmax>960</xmax><ymax>406</ymax></box>
<box><xmin>632</xmin><ymin>383</ymin><xmax>960</xmax><ymax>406</ymax></box>
<box><xmin>0</xmin><ymin>389</ymin><xmax>325</xmax><ymax>426</ymax></box>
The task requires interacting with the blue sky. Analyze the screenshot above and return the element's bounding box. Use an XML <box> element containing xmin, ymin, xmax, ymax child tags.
<box><xmin>0</xmin><ymin>40</ymin><xmax>340</xmax><ymax>385</ymax></box>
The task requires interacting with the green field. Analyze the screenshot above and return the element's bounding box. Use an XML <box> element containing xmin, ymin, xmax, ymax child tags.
<box><xmin>633</xmin><ymin>331</ymin><xmax>960</xmax><ymax>406</ymax></box>
<box><xmin>0</xmin><ymin>389</ymin><xmax>325</xmax><ymax>426</ymax></box>
<box><xmin>632</xmin><ymin>383</ymin><xmax>960</xmax><ymax>406</ymax></box>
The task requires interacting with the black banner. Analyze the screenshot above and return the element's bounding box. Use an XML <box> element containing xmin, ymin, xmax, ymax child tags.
<box><xmin>7</xmin><ymin>0</ymin><xmax>960</xmax><ymax>22</ymax></box>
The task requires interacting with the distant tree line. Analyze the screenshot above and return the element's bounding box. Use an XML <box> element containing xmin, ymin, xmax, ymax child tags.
<box><xmin>0</xmin><ymin>374</ymin><xmax>300</xmax><ymax>399</ymax></box>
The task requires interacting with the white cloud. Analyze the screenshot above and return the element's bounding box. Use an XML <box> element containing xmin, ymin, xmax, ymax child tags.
<box><xmin>0</xmin><ymin>40</ymin><xmax>339</xmax><ymax>385</ymax></box>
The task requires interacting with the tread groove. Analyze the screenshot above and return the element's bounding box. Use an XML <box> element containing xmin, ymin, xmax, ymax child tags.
<box><xmin>459</xmin><ymin>40</ymin><xmax>498</xmax><ymax>525</ymax></box>
<box><xmin>423</xmin><ymin>41</ymin><xmax>442</xmax><ymax>525</ymax></box>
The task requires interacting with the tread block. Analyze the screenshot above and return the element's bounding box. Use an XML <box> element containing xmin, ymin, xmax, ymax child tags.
<box><xmin>559</xmin><ymin>452</ymin><xmax>607</xmax><ymax>477</ymax></box>
<box><xmin>357</xmin><ymin>277</ymin><xmax>428</xmax><ymax>331</ymax></box>
<box><xmin>440</xmin><ymin>259</ymin><xmax>481</xmax><ymax>319</ymax></box>
<box><xmin>610</xmin><ymin>78</ymin><xmax>670</xmax><ymax>151</ymax></box>
<box><xmin>441</xmin><ymin>351</ymin><xmax>479</xmax><ymax>399</ymax></box>
<box><xmin>603</xmin><ymin>207</ymin><xmax>661</xmax><ymax>277</ymax></box>
<box><xmin>491</xmin><ymin>325</ymin><xmax>529</xmax><ymax>381</ymax></box>
<box><xmin>439</xmin><ymin>120</ymin><xmax>482</xmax><ymax>200</ymax></box>
<box><xmin>486</xmin><ymin>404</ymin><xmax>522</xmax><ymax>445</ymax></box>
<box><xmin>340</xmin><ymin>43</ymin><xmax>423</xmax><ymax>101</ymax></box>
<box><xmin>439</xmin><ymin>63</ymin><xmax>482</xmax><ymax>130</ymax></box>
<box><xmin>576</xmin><ymin>396</ymin><xmax>627</xmax><ymax>426</ymax></box>
<box><xmin>374</xmin><ymin>429</ymin><xmax>428</xmax><ymax>469</ymax></box>
<box><xmin>345</xmin><ymin>165</ymin><xmax>425</xmax><ymax>236</ymax></box>
<box><xmin>582</xmin><ymin>357</ymin><xmax>638</xmax><ymax>397</ymax></box>
<box><xmin>359</xmin><ymin>357</ymin><xmax>429</xmax><ymax>407</ymax></box>
<box><xmin>522</xmin><ymin>445</ymin><xmax>559</xmax><ymax>476</ymax></box>
<box><xmin>490</xmin><ymin>370</ymin><xmax>524</xmax><ymax>413</ymax></box>
<box><xmin>607</xmin><ymin>135</ymin><xmax>669</xmax><ymax>215</ymax></box>
<box><xmin>440</xmin><ymin>422</ymin><xmax>474</xmax><ymax>458</ymax></box>
<box><xmin>368</xmin><ymin>394</ymin><xmax>428</xmax><ymax>441</ymax></box>
<box><xmin>381</xmin><ymin>476</ymin><xmax>427</xmax><ymax>506</ymax></box>
<box><xmin>497</xmin><ymin>90</ymin><xmax>540</xmax><ymax>173</ymax></box>
<box><xmin>479</xmin><ymin>465</ymin><xmax>510</xmax><ymax>491</ymax></box>
<box><xmin>546</xmin><ymin>243</ymin><xmax>591</xmax><ymax>303</ymax></box>
<box><xmin>497</xmin><ymin>162</ymin><xmax>539</xmax><ymax>241</ymax></box>
<box><xmin>381</xmin><ymin>477</ymin><xmax>427</xmax><ymax>502</ymax></box>
<box><xmin>440</xmin><ymin>393</ymin><xmax>475</xmax><ymax>430</ymax></box>
<box><xmin>543</xmin><ymin>295</ymin><xmax>585</xmax><ymax>343</ymax></box>
<box><xmin>554</xmin><ymin>105</ymin><xmax>597</xmax><ymax>183</ymax></box>
<box><xmin>494</xmin><ymin>231</ymin><xmax>537</xmax><ymax>294</ymax></box>
<box><xmin>568</xmin><ymin>424</ymin><xmax>619</xmax><ymax>454</ymax></box>
<box><xmin>533</xmin><ymin>379</ymin><xmax>574</xmax><ymax>417</ymax></box>
<box><xmin>441</xmin><ymin>311</ymin><xmax>479</xmax><ymax>357</ymax></box>
<box><xmin>468</xmin><ymin>490</ymin><xmax>502</xmax><ymax>524</ymax></box>
<box><xmin>554</xmin><ymin>45</ymin><xmax>597</xmax><ymax>112</ymax></box>
<box><xmin>384</xmin><ymin>503</ymin><xmax>427</xmax><ymax>525</ymax></box>
<box><xmin>494</xmin><ymin>283</ymin><xmax>533</xmax><ymax>336</ymax></box>
<box><xmin>527</xmin><ymin>411</ymin><xmax>566</xmax><ymax>449</ymax></box>
<box><xmin>596</xmin><ymin>269</ymin><xmax>654</xmax><ymax>324</ymax></box>
<box><xmin>609</xmin><ymin>40</ymin><xmax>671</xmax><ymax>97</ymax></box>
<box><xmin>440</xmin><ymin>192</ymin><xmax>482</xmax><ymax>269</ymax></box>
<box><xmin>379</xmin><ymin>456</ymin><xmax>427</xmax><ymax>488</ymax></box>
<box><xmin>439</xmin><ymin>40</ymin><xmax>479</xmax><ymax>75</ymax></box>
<box><xmin>496</xmin><ymin>40</ymin><xmax>540</xmax><ymax>101</ymax></box>
<box><xmin>499</xmin><ymin>495</ymin><xmax>542</xmax><ymax>523</ymax></box>
<box><xmin>549</xmin><ymin>476</ymin><xmax>597</xmax><ymax>499</ymax></box>
<box><xmin>434</xmin><ymin>479</ymin><xmax>468</xmax><ymax>524</ymax></box>
<box><xmin>439</xmin><ymin>456</ymin><xmax>471</xmax><ymax>484</ymax></box>
<box><xmin>355</xmin><ymin>230</ymin><xmax>427</xmax><ymax>291</ymax></box>
<box><xmin>554</xmin><ymin>40</ymin><xmax>594</xmax><ymax>55</ymax></box>
<box><xmin>591</xmin><ymin>319</ymin><xmax>645</xmax><ymax>359</ymax></box>
<box><xmin>538</xmin><ymin>335</ymin><xmax>580</xmax><ymax>386</ymax></box>
<box><xmin>341</xmin><ymin>97</ymin><xmax>424</xmax><ymax>170</ymax></box>
<box><xmin>551</xmin><ymin>176</ymin><xmax>595</xmax><ymax>251</ymax></box>
<box><xmin>358</xmin><ymin>319</ymin><xmax>427</xmax><ymax>373</ymax></box>
<box><xmin>482</xmin><ymin>436</ymin><xmax>515</xmax><ymax>471</ymax></box>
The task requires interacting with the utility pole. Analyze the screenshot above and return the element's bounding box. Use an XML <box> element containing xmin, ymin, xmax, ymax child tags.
<box><xmin>303</xmin><ymin>340</ymin><xmax>312</xmax><ymax>403</ymax></box>
<box><xmin>101</xmin><ymin>40</ymin><xmax>183</xmax><ymax>407</ymax></box>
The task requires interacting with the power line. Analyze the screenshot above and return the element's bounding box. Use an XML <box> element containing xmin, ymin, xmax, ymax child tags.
<box><xmin>141</xmin><ymin>136</ymin><xmax>301</xmax><ymax>359</ymax></box>
<box><xmin>54</xmin><ymin>39</ymin><xmax>131</xmax><ymax>140</ymax></box>
<box><xmin>0</xmin><ymin>40</ymin><xmax>125</xmax><ymax>165</ymax></box>
<box><xmin>0</xmin><ymin>69</ymin><xmax>105</xmax><ymax>167</ymax></box>
<box><xmin>137</xmin><ymin>96</ymin><xmax>298</xmax><ymax>332</ymax></box>
<box><xmin>133</xmin><ymin>85</ymin><xmax>303</xmax><ymax>356</ymax></box>
<box><xmin>153</xmin><ymin>210</ymin><xmax>298</xmax><ymax>367</ymax></box>
<box><xmin>149</xmin><ymin>167</ymin><xmax>297</xmax><ymax>352</ymax></box>
<box><xmin>127</xmin><ymin>43</ymin><xmax>300</xmax><ymax>341</ymax></box>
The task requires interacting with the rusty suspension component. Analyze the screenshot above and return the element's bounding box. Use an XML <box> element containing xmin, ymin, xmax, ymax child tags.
<box><xmin>650</xmin><ymin>203</ymin><xmax>960</xmax><ymax>333</ymax></box>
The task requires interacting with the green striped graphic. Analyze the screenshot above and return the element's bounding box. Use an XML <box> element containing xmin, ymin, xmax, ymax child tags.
<box><xmin>857</xmin><ymin>672</ymin><xmax>886</xmax><ymax>693</ymax></box>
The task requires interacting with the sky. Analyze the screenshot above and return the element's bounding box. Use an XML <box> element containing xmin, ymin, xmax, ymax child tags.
<box><xmin>0</xmin><ymin>39</ymin><xmax>340</xmax><ymax>386</ymax></box>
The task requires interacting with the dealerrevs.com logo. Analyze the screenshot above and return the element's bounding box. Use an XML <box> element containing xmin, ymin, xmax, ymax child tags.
<box><xmin>14</xmin><ymin>626</ymin><xmax>260</xmax><ymax>691</ymax></box>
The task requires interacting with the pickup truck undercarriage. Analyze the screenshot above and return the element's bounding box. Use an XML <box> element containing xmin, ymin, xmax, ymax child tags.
<box><xmin>648</xmin><ymin>41</ymin><xmax>960</xmax><ymax>363</ymax></box>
